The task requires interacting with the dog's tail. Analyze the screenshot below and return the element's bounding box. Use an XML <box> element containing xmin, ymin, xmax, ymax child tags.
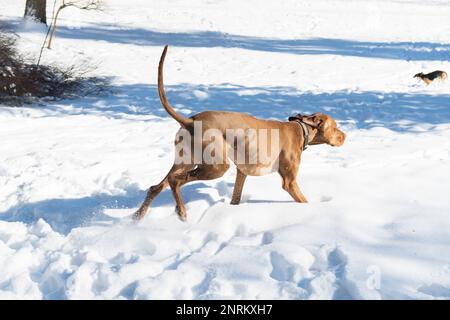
<box><xmin>157</xmin><ymin>45</ymin><xmax>193</xmax><ymax>128</ymax></box>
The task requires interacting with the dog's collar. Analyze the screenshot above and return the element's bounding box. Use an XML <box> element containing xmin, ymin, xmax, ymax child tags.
<box><xmin>297</xmin><ymin>121</ymin><xmax>310</xmax><ymax>151</ymax></box>
<box><xmin>288</xmin><ymin>116</ymin><xmax>310</xmax><ymax>151</ymax></box>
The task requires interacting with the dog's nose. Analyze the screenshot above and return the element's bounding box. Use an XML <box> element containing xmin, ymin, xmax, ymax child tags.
<box><xmin>339</xmin><ymin>132</ymin><xmax>346</xmax><ymax>146</ymax></box>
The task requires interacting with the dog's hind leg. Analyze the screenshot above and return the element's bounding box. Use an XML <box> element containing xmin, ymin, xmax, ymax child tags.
<box><xmin>133</xmin><ymin>165</ymin><xmax>190</xmax><ymax>220</ymax></box>
<box><xmin>168</xmin><ymin>171</ymin><xmax>189</xmax><ymax>221</ymax></box>
<box><xmin>169</xmin><ymin>164</ymin><xmax>230</xmax><ymax>221</ymax></box>
<box><xmin>133</xmin><ymin>176</ymin><xmax>169</xmax><ymax>220</ymax></box>
<box><xmin>231</xmin><ymin>169</ymin><xmax>247</xmax><ymax>205</ymax></box>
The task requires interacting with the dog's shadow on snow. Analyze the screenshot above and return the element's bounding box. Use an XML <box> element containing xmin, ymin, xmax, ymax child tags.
<box><xmin>0</xmin><ymin>182</ymin><xmax>216</xmax><ymax>235</ymax></box>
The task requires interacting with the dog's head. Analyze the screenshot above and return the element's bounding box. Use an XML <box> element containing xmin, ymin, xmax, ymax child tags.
<box><xmin>298</xmin><ymin>113</ymin><xmax>346</xmax><ymax>147</ymax></box>
<box><xmin>414</xmin><ymin>72</ymin><xmax>424</xmax><ymax>78</ymax></box>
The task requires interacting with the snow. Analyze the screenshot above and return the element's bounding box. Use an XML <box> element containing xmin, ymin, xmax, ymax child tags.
<box><xmin>1</xmin><ymin>0</ymin><xmax>450</xmax><ymax>299</ymax></box>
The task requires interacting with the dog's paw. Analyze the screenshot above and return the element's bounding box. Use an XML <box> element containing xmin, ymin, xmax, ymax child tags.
<box><xmin>230</xmin><ymin>198</ymin><xmax>241</xmax><ymax>205</ymax></box>
<box><xmin>132</xmin><ymin>207</ymin><xmax>148</xmax><ymax>221</ymax></box>
<box><xmin>132</xmin><ymin>212</ymin><xmax>143</xmax><ymax>221</ymax></box>
<box><xmin>175</xmin><ymin>206</ymin><xmax>187</xmax><ymax>222</ymax></box>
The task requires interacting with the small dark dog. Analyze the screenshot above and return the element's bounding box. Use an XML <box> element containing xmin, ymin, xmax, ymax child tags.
<box><xmin>414</xmin><ymin>71</ymin><xmax>447</xmax><ymax>85</ymax></box>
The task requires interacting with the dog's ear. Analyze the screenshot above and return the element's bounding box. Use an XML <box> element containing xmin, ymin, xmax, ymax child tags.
<box><xmin>301</xmin><ymin>113</ymin><xmax>323</xmax><ymax>128</ymax></box>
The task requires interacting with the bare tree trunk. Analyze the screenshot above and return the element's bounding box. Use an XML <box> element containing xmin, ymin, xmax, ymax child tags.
<box><xmin>47</xmin><ymin>5</ymin><xmax>65</xmax><ymax>49</ymax></box>
<box><xmin>24</xmin><ymin>0</ymin><xmax>47</xmax><ymax>25</ymax></box>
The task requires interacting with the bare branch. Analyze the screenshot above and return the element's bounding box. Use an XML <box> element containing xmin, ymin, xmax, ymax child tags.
<box><xmin>61</xmin><ymin>0</ymin><xmax>104</xmax><ymax>11</ymax></box>
<box><xmin>47</xmin><ymin>0</ymin><xmax>104</xmax><ymax>49</ymax></box>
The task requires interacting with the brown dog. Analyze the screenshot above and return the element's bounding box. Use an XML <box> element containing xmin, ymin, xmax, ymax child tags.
<box><xmin>134</xmin><ymin>46</ymin><xmax>346</xmax><ymax>221</ymax></box>
<box><xmin>414</xmin><ymin>71</ymin><xmax>448</xmax><ymax>85</ymax></box>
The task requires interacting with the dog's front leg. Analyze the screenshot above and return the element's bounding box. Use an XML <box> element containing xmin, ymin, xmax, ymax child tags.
<box><xmin>279</xmin><ymin>164</ymin><xmax>308</xmax><ymax>203</ymax></box>
<box><xmin>231</xmin><ymin>169</ymin><xmax>247</xmax><ymax>205</ymax></box>
<box><xmin>282</xmin><ymin>178</ymin><xmax>308</xmax><ymax>203</ymax></box>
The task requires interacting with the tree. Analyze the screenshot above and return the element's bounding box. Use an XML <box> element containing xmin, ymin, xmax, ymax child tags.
<box><xmin>24</xmin><ymin>0</ymin><xmax>47</xmax><ymax>25</ymax></box>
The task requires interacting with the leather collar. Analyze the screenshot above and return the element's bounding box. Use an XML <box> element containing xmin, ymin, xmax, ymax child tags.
<box><xmin>288</xmin><ymin>115</ymin><xmax>311</xmax><ymax>151</ymax></box>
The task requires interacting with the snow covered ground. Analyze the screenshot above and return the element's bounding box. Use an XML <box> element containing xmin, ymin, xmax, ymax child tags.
<box><xmin>1</xmin><ymin>0</ymin><xmax>450</xmax><ymax>299</ymax></box>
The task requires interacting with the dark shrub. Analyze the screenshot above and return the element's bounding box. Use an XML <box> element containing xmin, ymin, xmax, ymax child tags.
<box><xmin>0</xmin><ymin>30</ymin><xmax>108</xmax><ymax>106</ymax></box>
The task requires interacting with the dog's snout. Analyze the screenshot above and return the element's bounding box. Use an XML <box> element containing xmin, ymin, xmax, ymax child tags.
<box><xmin>331</xmin><ymin>129</ymin><xmax>346</xmax><ymax>147</ymax></box>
